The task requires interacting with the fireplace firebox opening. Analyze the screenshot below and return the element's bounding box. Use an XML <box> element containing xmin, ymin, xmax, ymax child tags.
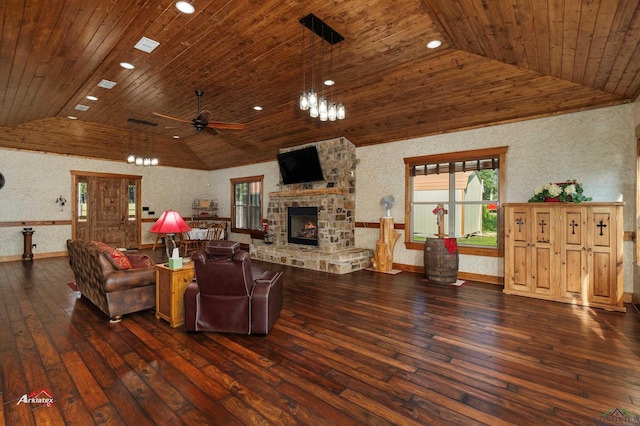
<box><xmin>288</xmin><ymin>207</ymin><xmax>318</xmax><ymax>246</ymax></box>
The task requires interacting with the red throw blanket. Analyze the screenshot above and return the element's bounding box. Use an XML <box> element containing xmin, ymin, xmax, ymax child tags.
<box><xmin>442</xmin><ymin>237</ymin><xmax>458</xmax><ymax>255</ymax></box>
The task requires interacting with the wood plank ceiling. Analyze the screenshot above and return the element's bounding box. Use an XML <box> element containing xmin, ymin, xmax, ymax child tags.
<box><xmin>0</xmin><ymin>0</ymin><xmax>638</xmax><ymax>170</ymax></box>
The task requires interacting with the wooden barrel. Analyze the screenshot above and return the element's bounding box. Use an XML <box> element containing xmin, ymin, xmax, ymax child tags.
<box><xmin>424</xmin><ymin>237</ymin><xmax>459</xmax><ymax>284</ymax></box>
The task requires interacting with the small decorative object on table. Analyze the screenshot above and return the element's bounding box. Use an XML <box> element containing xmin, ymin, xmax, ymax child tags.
<box><xmin>528</xmin><ymin>180</ymin><xmax>592</xmax><ymax>203</ymax></box>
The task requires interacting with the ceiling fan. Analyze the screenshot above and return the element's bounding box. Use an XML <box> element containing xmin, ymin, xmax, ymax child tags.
<box><xmin>153</xmin><ymin>90</ymin><xmax>245</xmax><ymax>135</ymax></box>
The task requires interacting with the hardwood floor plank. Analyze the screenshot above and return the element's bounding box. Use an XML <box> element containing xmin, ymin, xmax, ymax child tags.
<box><xmin>273</xmin><ymin>381</ymin><xmax>362</xmax><ymax>426</ymax></box>
<box><xmin>12</xmin><ymin>319</ymin><xmax>56</xmax><ymax>396</ymax></box>
<box><xmin>266</xmin><ymin>363</ymin><xmax>395</xmax><ymax>425</ymax></box>
<box><xmin>60</xmin><ymin>351</ymin><xmax>109</xmax><ymax>411</ymax></box>
<box><xmin>1</xmin><ymin>348</ymin><xmax>36</xmax><ymax>425</ymax></box>
<box><xmin>101</xmin><ymin>384</ymin><xmax>154</xmax><ymax>426</ymax></box>
<box><xmin>339</xmin><ymin>387</ymin><xmax>443</xmax><ymax>426</ymax></box>
<box><xmin>156</xmin><ymin>347</ymin><xmax>231</xmax><ymax>401</ymax></box>
<box><xmin>1</xmin><ymin>253</ymin><xmax>639</xmax><ymax>425</ymax></box>
<box><xmin>220</xmin><ymin>395</ymin><xmax>271</xmax><ymax>425</ymax></box>
<box><xmin>116</xmin><ymin>365</ymin><xmax>182</xmax><ymax>424</ymax></box>
<box><xmin>202</xmin><ymin>364</ymin><xmax>300</xmax><ymax>425</ymax></box>
<box><xmin>46</xmin><ymin>363</ymin><xmax>94</xmax><ymax>424</ymax></box>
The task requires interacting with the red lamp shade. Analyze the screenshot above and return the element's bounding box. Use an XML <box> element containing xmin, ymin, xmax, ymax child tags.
<box><xmin>149</xmin><ymin>210</ymin><xmax>191</xmax><ymax>234</ymax></box>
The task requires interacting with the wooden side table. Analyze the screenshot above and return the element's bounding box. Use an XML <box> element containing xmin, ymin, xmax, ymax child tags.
<box><xmin>155</xmin><ymin>262</ymin><xmax>195</xmax><ymax>327</ymax></box>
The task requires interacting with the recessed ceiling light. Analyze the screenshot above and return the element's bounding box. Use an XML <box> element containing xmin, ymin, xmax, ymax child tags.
<box><xmin>98</xmin><ymin>79</ymin><xmax>117</xmax><ymax>89</ymax></box>
<box><xmin>176</xmin><ymin>1</ymin><xmax>195</xmax><ymax>14</ymax></box>
<box><xmin>427</xmin><ymin>39</ymin><xmax>442</xmax><ymax>49</ymax></box>
<box><xmin>86</xmin><ymin>95</ymin><xmax>98</xmax><ymax>101</ymax></box>
<box><xmin>253</xmin><ymin>106</ymin><xmax>263</xmax><ymax>111</ymax></box>
<box><xmin>67</xmin><ymin>116</ymin><xmax>77</xmax><ymax>120</ymax></box>
<box><xmin>134</xmin><ymin>36</ymin><xmax>160</xmax><ymax>53</ymax></box>
<box><xmin>173</xmin><ymin>135</ymin><xmax>180</xmax><ymax>139</ymax></box>
<box><xmin>74</xmin><ymin>104</ymin><xmax>89</xmax><ymax>111</ymax></box>
<box><xmin>324</xmin><ymin>79</ymin><xmax>335</xmax><ymax>86</ymax></box>
<box><xmin>120</xmin><ymin>62</ymin><xmax>135</xmax><ymax>69</ymax></box>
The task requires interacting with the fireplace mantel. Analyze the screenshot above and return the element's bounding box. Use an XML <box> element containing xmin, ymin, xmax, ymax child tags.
<box><xmin>269</xmin><ymin>187</ymin><xmax>348</xmax><ymax>198</ymax></box>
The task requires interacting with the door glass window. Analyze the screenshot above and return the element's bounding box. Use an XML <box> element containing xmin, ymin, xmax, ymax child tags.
<box><xmin>128</xmin><ymin>183</ymin><xmax>136</xmax><ymax>219</ymax></box>
<box><xmin>78</xmin><ymin>181</ymin><xmax>87</xmax><ymax>221</ymax></box>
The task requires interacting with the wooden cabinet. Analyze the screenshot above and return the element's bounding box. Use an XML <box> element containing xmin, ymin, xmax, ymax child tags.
<box><xmin>156</xmin><ymin>262</ymin><xmax>195</xmax><ymax>327</ymax></box>
<box><xmin>504</xmin><ymin>203</ymin><xmax>624</xmax><ymax>312</ymax></box>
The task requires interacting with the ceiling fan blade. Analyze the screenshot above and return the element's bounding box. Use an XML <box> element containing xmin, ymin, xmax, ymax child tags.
<box><xmin>203</xmin><ymin>126</ymin><xmax>219</xmax><ymax>136</ymax></box>
<box><xmin>152</xmin><ymin>111</ymin><xmax>191</xmax><ymax>124</ymax></box>
<box><xmin>154</xmin><ymin>95</ymin><xmax>245</xmax><ymax>132</ymax></box>
<box><xmin>206</xmin><ymin>121</ymin><xmax>246</xmax><ymax>130</ymax></box>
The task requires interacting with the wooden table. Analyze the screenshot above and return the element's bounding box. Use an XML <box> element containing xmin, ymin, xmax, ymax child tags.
<box><xmin>155</xmin><ymin>261</ymin><xmax>195</xmax><ymax>327</ymax></box>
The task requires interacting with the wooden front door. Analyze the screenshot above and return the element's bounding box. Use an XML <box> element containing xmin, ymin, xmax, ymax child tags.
<box><xmin>72</xmin><ymin>172</ymin><xmax>141</xmax><ymax>249</ymax></box>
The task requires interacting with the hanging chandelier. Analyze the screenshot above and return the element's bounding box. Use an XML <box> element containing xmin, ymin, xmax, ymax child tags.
<box><xmin>126</xmin><ymin>119</ymin><xmax>159</xmax><ymax>166</ymax></box>
<box><xmin>298</xmin><ymin>14</ymin><xmax>345</xmax><ymax>122</ymax></box>
<box><xmin>127</xmin><ymin>131</ymin><xmax>158</xmax><ymax>166</ymax></box>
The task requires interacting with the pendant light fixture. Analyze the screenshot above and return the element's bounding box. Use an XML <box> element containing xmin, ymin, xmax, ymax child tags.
<box><xmin>125</xmin><ymin>120</ymin><xmax>159</xmax><ymax>166</ymax></box>
<box><xmin>298</xmin><ymin>14</ymin><xmax>345</xmax><ymax>122</ymax></box>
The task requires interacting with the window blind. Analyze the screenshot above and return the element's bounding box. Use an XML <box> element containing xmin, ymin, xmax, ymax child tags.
<box><xmin>410</xmin><ymin>157</ymin><xmax>499</xmax><ymax>176</ymax></box>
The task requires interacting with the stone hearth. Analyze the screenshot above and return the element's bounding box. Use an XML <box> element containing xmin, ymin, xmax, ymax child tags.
<box><xmin>251</xmin><ymin>243</ymin><xmax>371</xmax><ymax>274</ymax></box>
<box><xmin>250</xmin><ymin>138</ymin><xmax>372</xmax><ymax>274</ymax></box>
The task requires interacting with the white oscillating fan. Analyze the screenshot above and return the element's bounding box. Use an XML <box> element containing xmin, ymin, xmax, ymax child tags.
<box><xmin>380</xmin><ymin>195</ymin><xmax>395</xmax><ymax>217</ymax></box>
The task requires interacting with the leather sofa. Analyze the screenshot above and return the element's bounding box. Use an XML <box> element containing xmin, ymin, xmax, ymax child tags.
<box><xmin>184</xmin><ymin>240</ymin><xmax>283</xmax><ymax>334</ymax></box>
<box><xmin>66</xmin><ymin>239</ymin><xmax>156</xmax><ymax>322</ymax></box>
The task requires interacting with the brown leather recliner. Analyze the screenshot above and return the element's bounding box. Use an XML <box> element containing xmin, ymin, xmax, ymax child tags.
<box><xmin>184</xmin><ymin>240</ymin><xmax>283</xmax><ymax>334</ymax></box>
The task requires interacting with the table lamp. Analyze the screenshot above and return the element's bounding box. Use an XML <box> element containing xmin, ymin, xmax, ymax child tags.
<box><xmin>149</xmin><ymin>210</ymin><xmax>191</xmax><ymax>259</ymax></box>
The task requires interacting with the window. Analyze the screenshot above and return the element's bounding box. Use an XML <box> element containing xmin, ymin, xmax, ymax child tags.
<box><xmin>404</xmin><ymin>147</ymin><xmax>507</xmax><ymax>256</ymax></box>
<box><xmin>231</xmin><ymin>175</ymin><xmax>263</xmax><ymax>233</ymax></box>
<box><xmin>77</xmin><ymin>181</ymin><xmax>87</xmax><ymax>221</ymax></box>
<box><xmin>128</xmin><ymin>182</ymin><xmax>136</xmax><ymax>219</ymax></box>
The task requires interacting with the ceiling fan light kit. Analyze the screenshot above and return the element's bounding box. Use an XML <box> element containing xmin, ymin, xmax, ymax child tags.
<box><xmin>298</xmin><ymin>14</ymin><xmax>345</xmax><ymax>122</ymax></box>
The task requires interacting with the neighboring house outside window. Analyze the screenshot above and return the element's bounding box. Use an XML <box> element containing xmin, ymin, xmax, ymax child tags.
<box><xmin>231</xmin><ymin>175</ymin><xmax>263</xmax><ymax>233</ymax></box>
<box><xmin>404</xmin><ymin>146</ymin><xmax>507</xmax><ymax>257</ymax></box>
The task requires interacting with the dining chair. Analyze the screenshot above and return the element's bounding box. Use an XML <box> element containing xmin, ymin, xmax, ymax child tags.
<box><xmin>200</xmin><ymin>222</ymin><xmax>226</xmax><ymax>248</ymax></box>
<box><xmin>178</xmin><ymin>232</ymin><xmax>201</xmax><ymax>257</ymax></box>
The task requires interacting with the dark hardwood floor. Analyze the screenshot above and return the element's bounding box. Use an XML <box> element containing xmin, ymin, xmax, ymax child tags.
<box><xmin>1</xmin><ymin>250</ymin><xmax>639</xmax><ymax>425</ymax></box>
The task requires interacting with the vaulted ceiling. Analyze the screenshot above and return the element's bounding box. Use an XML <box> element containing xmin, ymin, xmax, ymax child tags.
<box><xmin>1</xmin><ymin>0</ymin><xmax>639</xmax><ymax>170</ymax></box>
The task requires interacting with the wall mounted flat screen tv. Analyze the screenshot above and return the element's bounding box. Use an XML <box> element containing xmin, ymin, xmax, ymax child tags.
<box><xmin>277</xmin><ymin>145</ymin><xmax>324</xmax><ymax>185</ymax></box>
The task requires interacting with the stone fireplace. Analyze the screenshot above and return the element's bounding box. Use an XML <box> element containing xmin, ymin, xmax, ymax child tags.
<box><xmin>250</xmin><ymin>138</ymin><xmax>372</xmax><ymax>274</ymax></box>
